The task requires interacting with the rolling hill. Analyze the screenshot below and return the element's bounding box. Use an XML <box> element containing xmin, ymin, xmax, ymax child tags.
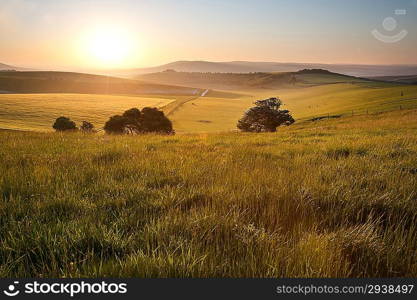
<box><xmin>1</xmin><ymin>69</ymin><xmax>416</xmax><ymax>133</ymax></box>
<box><xmin>116</xmin><ymin>60</ymin><xmax>417</xmax><ymax>77</ymax></box>
<box><xmin>370</xmin><ymin>75</ymin><xmax>417</xmax><ymax>85</ymax></box>
<box><xmin>167</xmin><ymin>81</ymin><xmax>417</xmax><ymax>133</ymax></box>
<box><xmin>137</xmin><ymin>69</ymin><xmax>369</xmax><ymax>90</ymax></box>
<box><xmin>0</xmin><ymin>71</ymin><xmax>202</xmax><ymax>95</ymax></box>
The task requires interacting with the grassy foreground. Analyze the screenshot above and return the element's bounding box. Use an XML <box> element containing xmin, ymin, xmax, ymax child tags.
<box><xmin>1</xmin><ymin>109</ymin><xmax>416</xmax><ymax>277</ymax></box>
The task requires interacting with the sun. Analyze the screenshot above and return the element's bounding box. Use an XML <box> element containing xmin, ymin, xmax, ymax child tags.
<box><xmin>81</xmin><ymin>26</ymin><xmax>136</xmax><ymax>67</ymax></box>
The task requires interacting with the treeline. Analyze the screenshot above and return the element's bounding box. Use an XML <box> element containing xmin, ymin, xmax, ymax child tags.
<box><xmin>52</xmin><ymin>107</ymin><xmax>173</xmax><ymax>135</ymax></box>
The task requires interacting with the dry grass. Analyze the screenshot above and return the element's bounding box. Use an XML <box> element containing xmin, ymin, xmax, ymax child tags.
<box><xmin>167</xmin><ymin>82</ymin><xmax>417</xmax><ymax>132</ymax></box>
<box><xmin>0</xmin><ymin>93</ymin><xmax>177</xmax><ymax>131</ymax></box>
<box><xmin>0</xmin><ymin>109</ymin><xmax>416</xmax><ymax>277</ymax></box>
<box><xmin>1</xmin><ymin>82</ymin><xmax>417</xmax><ymax>133</ymax></box>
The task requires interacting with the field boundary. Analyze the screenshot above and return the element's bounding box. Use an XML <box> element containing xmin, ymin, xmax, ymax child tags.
<box><xmin>299</xmin><ymin>97</ymin><xmax>417</xmax><ymax>122</ymax></box>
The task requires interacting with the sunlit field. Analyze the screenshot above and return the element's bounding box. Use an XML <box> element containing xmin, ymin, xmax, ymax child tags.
<box><xmin>1</xmin><ymin>109</ymin><xmax>416</xmax><ymax>277</ymax></box>
<box><xmin>2</xmin><ymin>0</ymin><xmax>417</xmax><ymax>288</ymax></box>
<box><xmin>2</xmin><ymin>79</ymin><xmax>416</xmax><ymax>133</ymax></box>
<box><xmin>0</xmin><ymin>93</ymin><xmax>177</xmax><ymax>131</ymax></box>
<box><xmin>168</xmin><ymin>82</ymin><xmax>417</xmax><ymax>132</ymax></box>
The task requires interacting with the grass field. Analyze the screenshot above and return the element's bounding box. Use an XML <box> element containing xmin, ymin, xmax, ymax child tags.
<box><xmin>1</xmin><ymin>82</ymin><xmax>416</xmax><ymax>133</ymax></box>
<box><xmin>1</xmin><ymin>109</ymin><xmax>416</xmax><ymax>277</ymax></box>
<box><xmin>2</xmin><ymin>72</ymin><xmax>417</xmax><ymax>133</ymax></box>
<box><xmin>0</xmin><ymin>93</ymin><xmax>178</xmax><ymax>131</ymax></box>
<box><xmin>0</xmin><ymin>71</ymin><xmax>201</xmax><ymax>95</ymax></box>
<box><xmin>168</xmin><ymin>82</ymin><xmax>417</xmax><ymax>132</ymax></box>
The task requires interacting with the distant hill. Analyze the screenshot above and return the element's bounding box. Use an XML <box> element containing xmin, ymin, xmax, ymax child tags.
<box><xmin>0</xmin><ymin>71</ymin><xmax>202</xmax><ymax>95</ymax></box>
<box><xmin>115</xmin><ymin>61</ymin><xmax>417</xmax><ymax>77</ymax></box>
<box><xmin>137</xmin><ymin>69</ymin><xmax>368</xmax><ymax>90</ymax></box>
<box><xmin>369</xmin><ymin>75</ymin><xmax>417</xmax><ymax>85</ymax></box>
<box><xmin>0</xmin><ymin>62</ymin><xmax>32</xmax><ymax>72</ymax></box>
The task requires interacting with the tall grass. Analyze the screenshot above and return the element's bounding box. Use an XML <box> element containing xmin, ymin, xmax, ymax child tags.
<box><xmin>0</xmin><ymin>109</ymin><xmax>416</xmax><ymax>277</ymax></box>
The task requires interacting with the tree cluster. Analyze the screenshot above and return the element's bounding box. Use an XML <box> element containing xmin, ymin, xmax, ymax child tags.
<box><xmin>52</xmin><ymin>118</ymin><xmax>95</xmax><ymax>133</ymax></box>
<box><xmin>104</xmin><ymin>107</ymin><xmax>173</xmax><ymax>134</ymax></box>
<box><xmin>52</xmin><ymin>107</ymin><xmax>173</xmax><ymax>135</ymax></box>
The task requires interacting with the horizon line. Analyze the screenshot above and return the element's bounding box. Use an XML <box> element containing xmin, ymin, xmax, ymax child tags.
<box><xmin>3</xmin><ymin>59</ymin><xmax>417</xmax><ymax>72</ymax></box>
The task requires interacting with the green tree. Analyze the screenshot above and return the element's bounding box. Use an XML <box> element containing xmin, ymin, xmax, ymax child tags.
<box><xmin>237</xmin><ymin>98</ymin><xmax>294</xmax><ymax>132</ymax></box>
<box><xmin>52</xmin><ymin>116</ymin><xmax>77</xmax><ymax>131</ymax></box>
<box><xmin>104</xmin><ymin>107</ymin><xmax>174</xmax><ymax>135</ymax></box>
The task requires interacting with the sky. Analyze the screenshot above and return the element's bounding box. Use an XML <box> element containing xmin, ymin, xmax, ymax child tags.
<box><xmin>1</xmin><ymin>0</ymin><xmax>417</xmax><ymax>70</ymax></box>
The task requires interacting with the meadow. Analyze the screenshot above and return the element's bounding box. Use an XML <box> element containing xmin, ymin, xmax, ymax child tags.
<box><xmin>2</xmin><ymin>79</ymin><xmax>417</xmax><ymax>133</ymax></box>
<box><xmin>169</xmin><ymin>82</ymin><xmax>417</xmax><ymax>132</ymax></box>
<box><xmin>0</xmin><ymin>93</ymin><xmax>178</xmax><ymax>131</ymax></box>
<box><xmin>1</xmin><ymin>109</ymin><xmax>416</xmax><ymax>277</ymax></box>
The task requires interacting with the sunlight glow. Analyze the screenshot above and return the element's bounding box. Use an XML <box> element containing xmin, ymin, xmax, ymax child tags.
<box><xmin>80</xmin><ymin>25</ymin><xmax>138</xmax><ymax>68</ymax></box>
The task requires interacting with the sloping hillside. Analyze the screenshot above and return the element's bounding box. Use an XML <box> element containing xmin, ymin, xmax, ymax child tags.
<box><xmin>138</xmin><ymin>71</ymin><xmax>295</xmax><ymax>89</ymax></box>
<box><xmin>138</xmin><ymin>69</ymin><xmax>368</xmax><ymax>90</ymax></box>
<box><xmin>370</xmin><ymin>75</ymin><xmax>417</xmax><ymax>85</ymax></box>
<box><xmin>167</xmin><ymin>81</ymin><xmax>417</xmax><ymax>133</ymax></box>
<box><xmin>0</xmin><ymin>71</ymin><xmax>202</xmax><ymax>96</ymax></box>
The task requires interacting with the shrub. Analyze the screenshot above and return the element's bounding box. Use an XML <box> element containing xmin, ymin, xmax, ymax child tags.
<box><xmin>104</xmin><ymin>107</ymin><xmax>174</xmax><ymax>135</ymax></box>
<box><xmin>52</xmin><ymin>116</ymin><xmax>77</xmax><ymax>131</ymax></box>
<box><xmin>80</xmin><ymin>121</ymin><xmax>95</xmax><ymax>133</ymax></box>
<box><xmin>237</xmin><ymin>97</ymin><xmax>294</xmax><ymax>132</ymax></box>
<box><xmin>104</xmin><ymin>115</ymin><xmax>128</xmax><ymax>134</ymax></box>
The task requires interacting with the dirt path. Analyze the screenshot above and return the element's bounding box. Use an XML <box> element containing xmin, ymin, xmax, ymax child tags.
<box><xmin>163</xmin><ymin>89</ymin><xmax>209</xmax><ymax>116</ymax></box>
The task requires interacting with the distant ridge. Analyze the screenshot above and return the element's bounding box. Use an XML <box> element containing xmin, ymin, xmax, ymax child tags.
<box><xmin>0</xmin><ymin>62</ymin><xmax>30</xmax><ymax>71</ymax></box>
<box><xmin>369</xmin><ymin>75</ymin><xmax>417</xmax><ymax>85</ymax></box>
<box><xmin>115</xmin><ymin>60</ymin><xmax>417</xmax><ymax>78</ymax></box>
<box><xmin>137</xmin><ymin>69</ymin><xmax>369</xmax><ymax>90</ymax></box>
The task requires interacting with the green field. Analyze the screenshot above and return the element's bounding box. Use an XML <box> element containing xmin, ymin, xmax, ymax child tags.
<box><xmin>168</xmin><ymin>82</ymin><xmax>417</xmax><ymax>132</ymax></box>
<box><xmin>1</xmin><ymin>109</ymin><xmax>416</xmax><ymax>277</ymax></box>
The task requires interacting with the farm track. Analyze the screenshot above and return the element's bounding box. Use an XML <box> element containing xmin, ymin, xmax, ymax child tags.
<box><xmin>164</xmin><ymin>89</ymin><xmax>210</xmax><ymax>116</ymax></box>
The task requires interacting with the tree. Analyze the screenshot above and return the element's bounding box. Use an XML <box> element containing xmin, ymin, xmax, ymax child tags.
<box><xmin>52</xmin><ymin>116</ymin><xmax>77</xmax><ymax>131</ymax></box>
<box><xmin>141</xmin><ymin>107</ymin><xmax>173</xmax><ymax>134</ymax></box>
<box><xmin>237</xmin><ymin>97</ymin><xmax>294</xmax><ymax>132</ymax></box>
<box><xmin>104</xmin><ymin>115</ymin><xmax>128</xmax><ymax>134</ymax></box>
<box><xmin>80</xmin><ymin>121</ymin><xmax>95</xmax><ymax>132</ymax></box>
<box><xmin>104</xmin><ymin>107</ymin><xmax>174</xmax><ymax>135</ymax></box>
<box><xmin>122</xmin><ymin>108</ymin><xmax>142</xmax><ymax>134</ymax></box>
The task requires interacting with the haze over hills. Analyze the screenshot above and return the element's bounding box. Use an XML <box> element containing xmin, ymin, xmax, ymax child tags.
<box><xmin>114</xmin><ymin>61</ymin><xmax>417</xmax><ymax>78</ymax></box>
<box><xmin>4</xmin><ymin>60</ymin><xmax>417</xmax><ymax>79</ymax></box>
